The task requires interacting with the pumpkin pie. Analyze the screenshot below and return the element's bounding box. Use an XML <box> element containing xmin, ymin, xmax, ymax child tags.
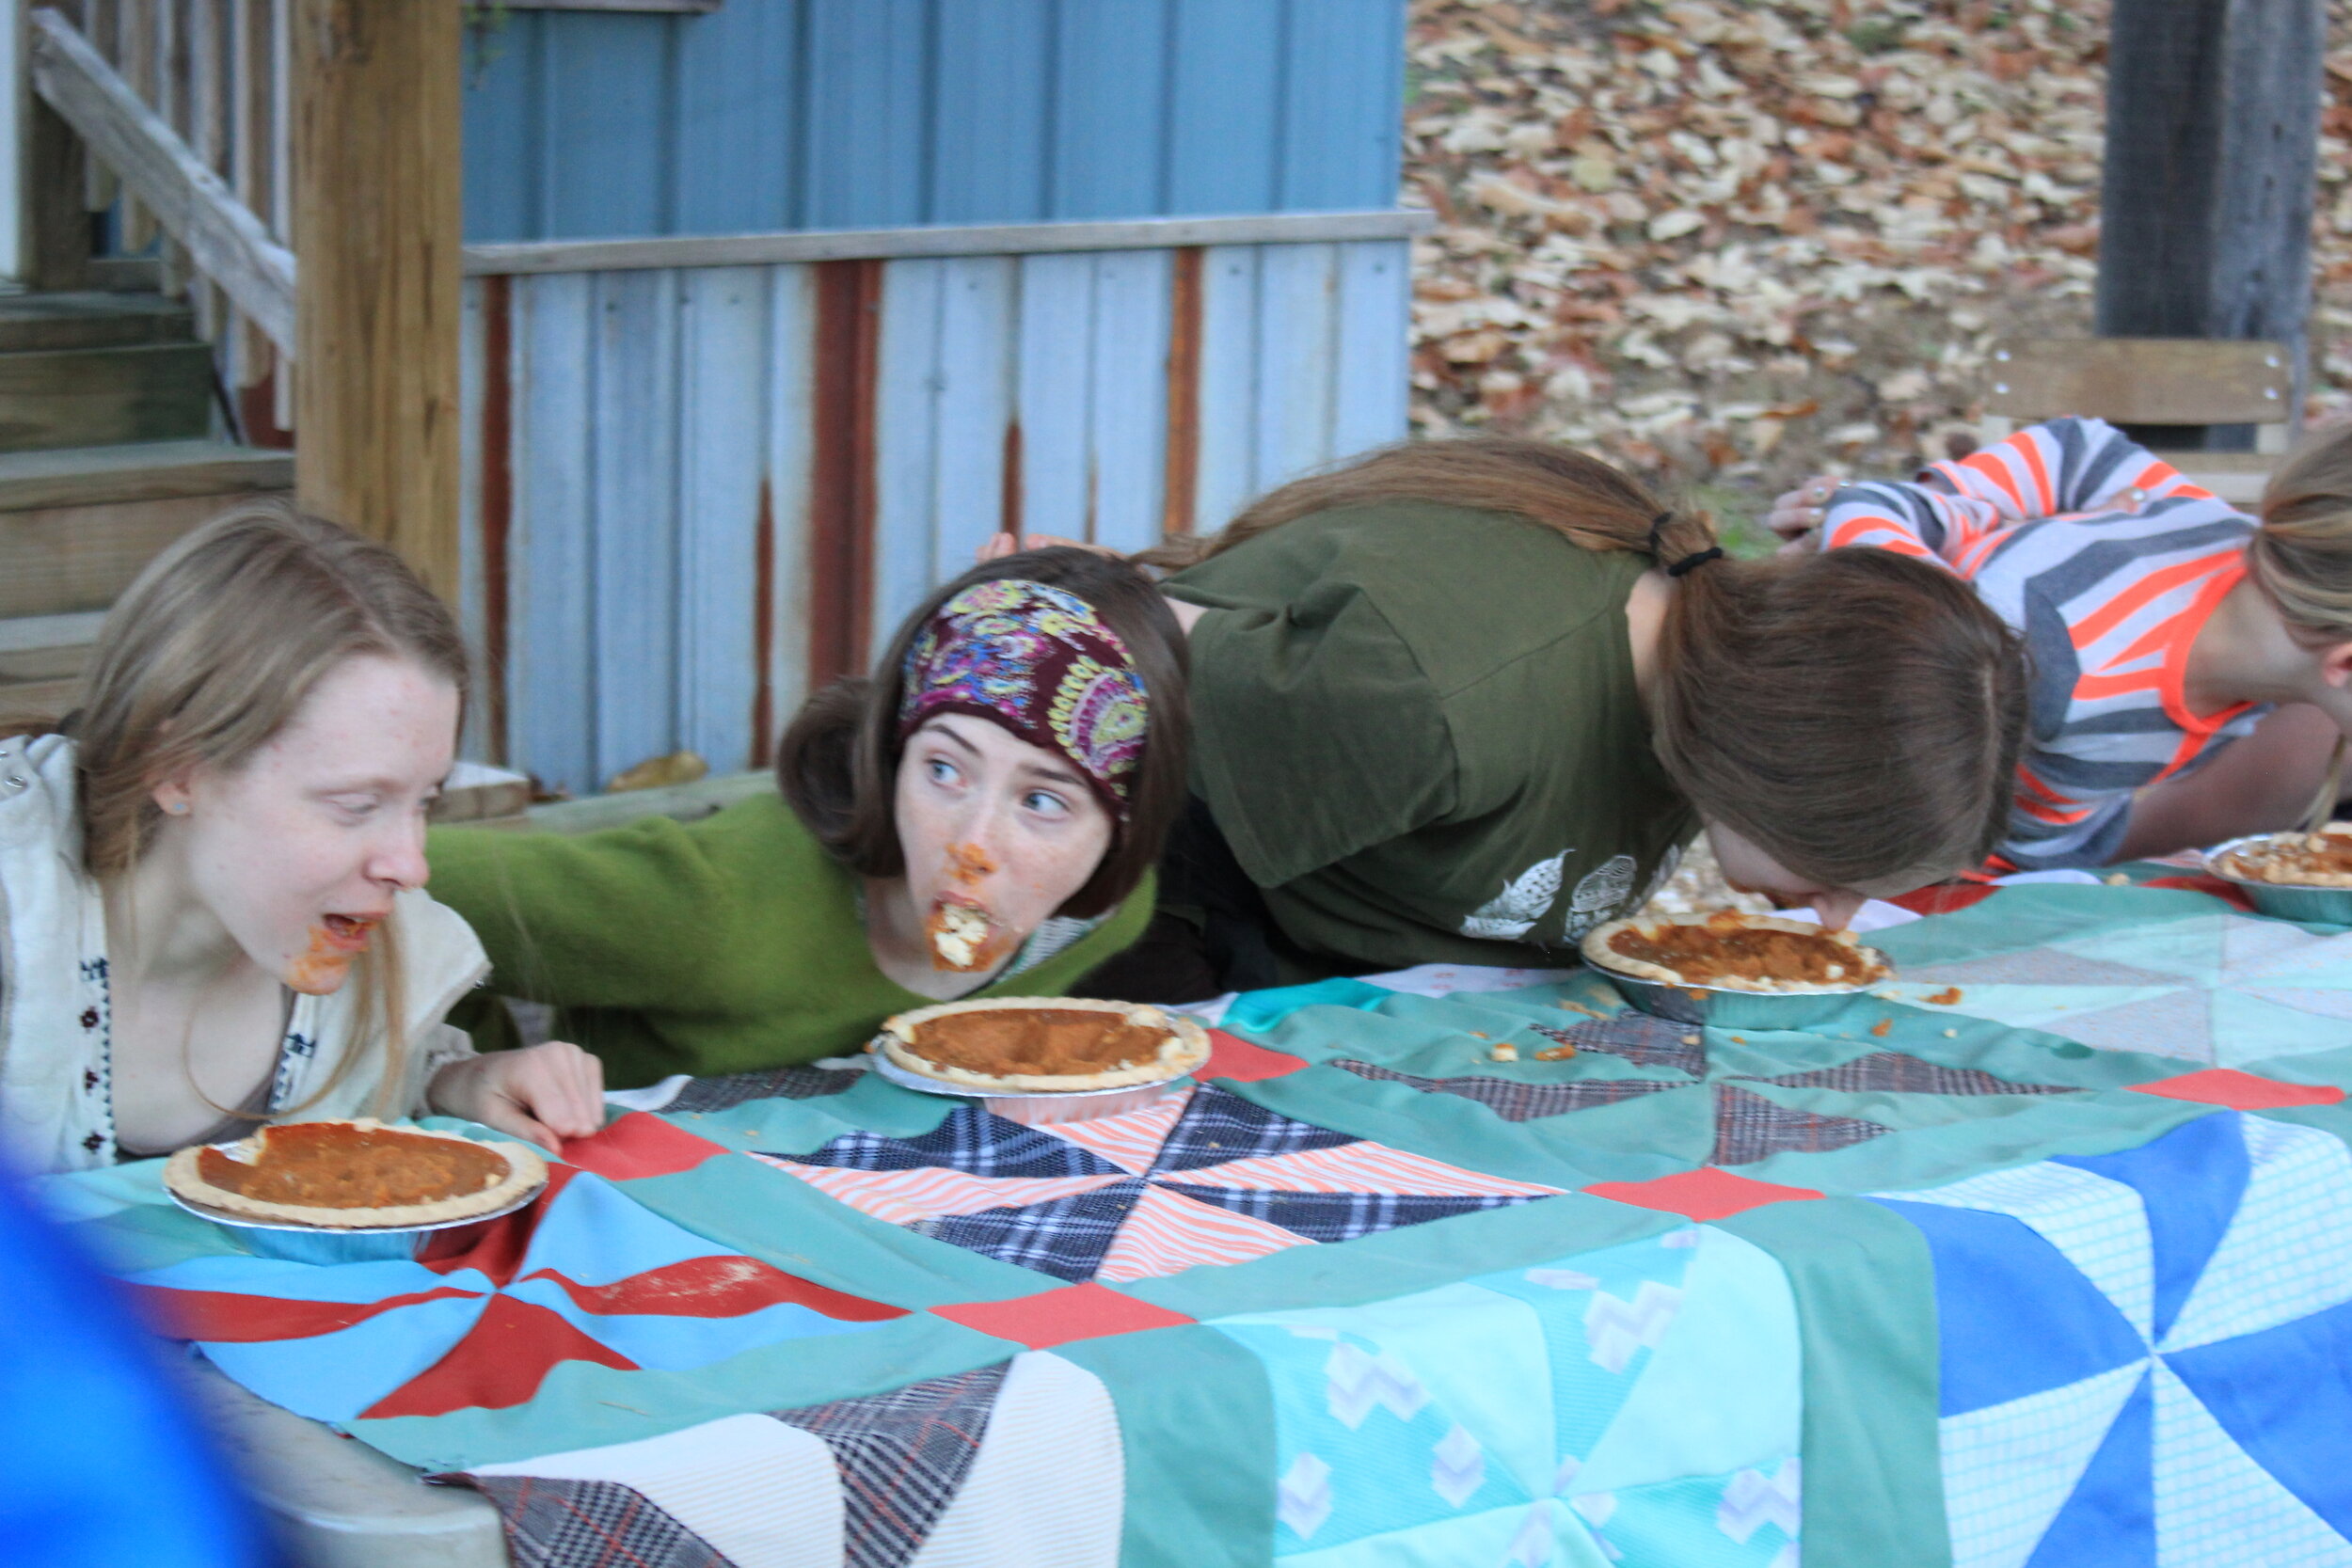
<box><xmin>875</xmin><ymin>996</ymin><xmax>1211</xmax><ymax>1092</ymax></box>
<box><xmin>1581</xmin><ymin>910</ymin><xmax>1892</xmax><ymax>993</ymax></box>
<box><xmin>163</xmin><ymin>1117</ymin><xmax>546</xmax><ymax>1228</ymax></box>
<box><xmin>2211</xmin><ymin>827</ymin><xmax>2352</xmax><ymax>887</ymax></box>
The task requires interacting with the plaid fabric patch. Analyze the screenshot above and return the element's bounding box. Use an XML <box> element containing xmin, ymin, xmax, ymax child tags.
<box><xmin>667</xmin><ymin>1066</ymin><xmax>862</xmax><ymax>1113</ymax></box>
<box><xmin>1533</xmin><ymin>1014</ymin><xmax>1708</xmax><ymax>1076</ymax></box>
<box><xmin>798</xmin><ymin>1104</ymin><xmax>1127</xmax><ymax>1179</ymax></box>
<box><xmin>461</xmin><ymin>1475</ymin><xmax>729</xmax><ymax>1568</ymax></box>
<box><xmin>1150</xmin><ymin>1085</ymin><xmax>1359</xmax><ymax>1172</ymax></box>
<box><xmin>772</xmin><ymin>1364</ymin><xmax>1008</xmax><ymax>1568</ymax></box>
<box><xmin>1736</xmin><ymin>1052</ymin><xmax>2079</xmax><ymax>1098</ymax></box>
<box><xmin>1711</xmin><ymin>1084</ymin><xmax>1889</xmax><ymax>1166</ymax></box>
<box><xmin>1160</xmin><ymin>1183</ymin><xmax>1540</xmax><ymax>1243</ymax></box>
<box><xmin>1333</xmin><ymin>1060</ymin><xmax>1682</xmax><ymax>1123</ymax></box>
<box><xmin>916</xmin><ymin>1179</ymin><xmax>1149</xmax><ymax>1281</ymax></box>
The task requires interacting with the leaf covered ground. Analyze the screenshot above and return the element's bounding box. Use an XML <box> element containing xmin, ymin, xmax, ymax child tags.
<box><xmin>1402</xmin><ymin>0</ymin><xmax>2352</xmax><ymax>547</ymax></box>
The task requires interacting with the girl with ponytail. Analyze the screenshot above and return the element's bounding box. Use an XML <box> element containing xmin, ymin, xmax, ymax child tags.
<box><xmin>1001</xmin><ymin>436</ymin><xmax>2031</xmax><ymax>995</ymax></box>
<box><xmin>1782</xmin><ymin>418</ymin><xmax>2352</xmax><ymax>868</ymax></box>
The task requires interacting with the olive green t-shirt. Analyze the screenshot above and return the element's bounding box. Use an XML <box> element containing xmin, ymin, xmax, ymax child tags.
<box><xmin>1166</xmin><ymin>501</ymin><xmax>1695</xmax><ymax>972</ymax></box>
<box><xmin>426</xmin><ymin>795</ymin><xmax>1153</xmax><ymax>1088</ymax></box>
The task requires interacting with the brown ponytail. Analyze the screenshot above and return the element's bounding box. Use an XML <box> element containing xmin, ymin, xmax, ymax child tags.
<box><xmin>2249</xmin><ymin>423</ymin><xmax>2352</xmax><ymax>643</ymax></box>
<box><xmin>1155</xmin><ymin>437</ymin><xmax>2031</xmax><ymax>890</ymax></box>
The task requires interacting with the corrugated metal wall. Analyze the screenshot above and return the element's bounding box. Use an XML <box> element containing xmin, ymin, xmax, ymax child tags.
<box><xmin>457</xmin><ymin>233</ymin><xmax>1412</xmax><ymax>797</ymax></box>
<box><xmin>461</xmin><ymin>0</ymin><xmax>1407</xmax><ymax>241</ymax></box>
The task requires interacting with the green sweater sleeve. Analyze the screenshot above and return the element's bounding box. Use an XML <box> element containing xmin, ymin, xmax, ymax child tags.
<box><xmin>426</xmin><ymin>814</ymin><xmax>733</xmax><ymax>1009</ymax></box>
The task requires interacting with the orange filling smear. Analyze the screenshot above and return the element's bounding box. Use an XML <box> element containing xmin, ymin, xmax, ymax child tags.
<box><xmin>944</xmin><ymin>841</ymin><xmax>999</xmax><ymax>885</ymax></box>
<box><xmin>1925</xmin><ymin>987</ymin><xmax>1963</xmax><ymax>1006</ymax></box>
<box><xmin>198</xmin><ymin>1123</ymin><xmax>507</xmax><ymax>1210</ymax></box>
<box><xmin>285</xmin><ymin>925</ymin><xmax>361</xmax><ymax>992</ymax></box>
<box><xmin>2234</xmin><ymin>836</ymin><xmax>2352</xmax><ymax>879</ymax></box>
<box><xmin>924</xmin><ymin>899</ymin><xmax>1011</xmax><ymax>973</ymax></box>
<box><xmin>1606</xmin><ymin>911</ymin><xmax>1883</xmax><ymax>987</ymax></box>
<box><xmin>907</xmin><ymin>1008</ymin><xmax>1169</xmax><ymax>1077</ymax></box>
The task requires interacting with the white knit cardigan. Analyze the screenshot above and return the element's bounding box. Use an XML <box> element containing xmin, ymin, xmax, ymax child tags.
<box><xmin>0</xmin><ymin>733</ymin><xmax>487</xmax><ymax>1173</ymax></box>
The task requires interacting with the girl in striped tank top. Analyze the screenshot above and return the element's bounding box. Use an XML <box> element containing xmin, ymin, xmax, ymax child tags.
<box><xmin>1775</xmin><ymin>417</ymin><xmax>2352</xmax><ymax>870</ymax></box>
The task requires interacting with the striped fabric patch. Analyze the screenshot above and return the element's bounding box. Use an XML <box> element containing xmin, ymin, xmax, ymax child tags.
<box><xmin>1711</xmin><ymin>1085</ymin><xmax>1889</xmax><ymax>1166</ymax></box>
<box><xmin>1739</xmin><ymin>1053</ymin><xmax>2081</xmax><ymax>1098</ymax></box>
<box><xmin>754</xmin><ymin>1159</ymin><xmax>1130</xmax><ymax>1227</ymax></box>
<box><xmin>1095</xmin><ymin>1184</ymin><xmax>1311</xmax><ymax>1283</ymax></box>
<box><xmin>666</xmin><ymin>1066</ymin><xmax>861</xmax><ymax>1112</ymax></box>
<box><xmin>772</xmin><ymin>1365</ymin><xmax>1008</xmax><ymax>1568</ymax></box>
<box><xmin>465</xmin><ymin>1475</ymin><xmax>732</xmax><ymax>1568</ymax></box>
<box><xmin>1333</xmin><ymin>1059</ymin><xmax>1681</xmax><ymax>1122</ymax></box>
<box><xmin>1166</xmin><ymin>1140</ymin><xmax>1562</xmax><ymax>1197</ymax></box>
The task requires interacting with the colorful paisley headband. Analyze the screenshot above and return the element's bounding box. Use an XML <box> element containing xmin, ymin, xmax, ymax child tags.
<box><xmin>897</xmin><ymin>579</ymin><xmax>1150</xmax><ymax>819</ymax></box>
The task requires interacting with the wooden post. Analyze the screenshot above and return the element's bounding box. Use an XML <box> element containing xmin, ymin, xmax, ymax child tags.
<box><xmin>2095</xmin><ymin>0</ymin><xmax>2325</xmax><ymax>451</ymax></box>
<box><xmin>289</xmin><ymin>0</ymin><xmax>459</xmax><ymax>601</ymax></box>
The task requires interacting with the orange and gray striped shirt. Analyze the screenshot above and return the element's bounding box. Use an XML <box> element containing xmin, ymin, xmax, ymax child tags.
<box><xmin>1818</xmin><ymin>417</ymin><xmax>2264</xmax><ymax>870</ymax></box>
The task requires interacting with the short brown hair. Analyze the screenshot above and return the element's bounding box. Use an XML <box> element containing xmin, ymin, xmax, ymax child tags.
<box><xmin>778</xmin><ymin>547</ymin><xmax>1190</xmax><ymax>919</ymax></box>
<box><xmin>1153</xmin><ymin>436</ymin><xmax>2029</xmax><ymax>889</ymax></box>
<box><xmin>2250</xmin><ymin>421</ymin><xmax>2352</xmax><ymax>642</ymax></box>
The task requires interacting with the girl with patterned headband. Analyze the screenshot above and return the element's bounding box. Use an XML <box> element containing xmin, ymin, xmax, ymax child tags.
<box><xmin>425</xmin><ymin>548</ymin><xmax>1187</xmax><ymax>1086</ymax></box>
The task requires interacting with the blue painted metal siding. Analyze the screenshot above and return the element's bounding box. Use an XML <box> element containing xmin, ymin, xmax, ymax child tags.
<box><xmin>462</xmin><ymin>0</ymin><xmax>1406</xmax><ymax>242</ymax></box>
<box><xmin>459</xmin><ymin>237</ymin><xmax>1410</xmax><ymax>795</ymax></box>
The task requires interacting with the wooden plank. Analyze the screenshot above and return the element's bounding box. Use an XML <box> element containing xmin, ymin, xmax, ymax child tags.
<box><xmin>588</xmin><ymin>267</ymin><xmax>680</xmax><ymax>788</ymax></box>
<box><xmin>2098</xmin><ymin>0</ymin><xmax>2325</xmax><ymax>447</ymax></box>
<box><xmin>927</xmin><ymin>255</ymin><xmax>1017</xmax><ymax>582</ymax></box>
<box><xmin>1987</xmin><ymin>339</ymin><xmax>2292</xmax><ymax>426</ymax></box>
<box><xmin>462</xmin><ymin>210</ymin><xmax>1437</xmax><ymax>276</ymax></box>
<box><xmin>0</xmin><ymin>610</ymin><xmax>108</xmax><ymax>653</ymax></box>
<box><xmin>0</xmin><ymin>291</ymin><xmax>191</xmax><ymax>353</ymax></box>
<box><xmin>1050</xmin><ymin>0</ymin><xmax>1169</xmax><ymax>219</ymax></box>
<box><xmin>0</xmin><ymin>642</ymin><xmax>93</xmax><ymax>682</ymax></box>
<box><xmin>1330</xmin><ymin>238</ymin><xmax>1411</xmax><ymax>457</ymax></box>
<box><xmin>1013</xmin><ymin>250</ymin><xmax>1098</xmax><ymax>541</ymax></box>
<box><xmin>28</xmin><ymin>8</ymin><xmax>296</xmax><ymax>354</ymax></box>
<box><xmin>675</xmin><ymin>265</ymin><xmax>770</xmax><ymax>773</ymax></box>
<box><xmin>762</xmin><ymin>262</ymin><xmax>817</xmax><ymax>745</ymax></box>
<box><xmin>24</xmin><ymin>94</ymin><xmax>95</xmax><ymax>291</ymax></box>
<box><xmin>1087</xmin><ymin>247</ymin><xmax>1171</xmax><ymax>555</ymax></box>
<box><xmin>0</xmin><ymin>437</ymin><xmax>290</xmax><ymax>509</ymax></box>
<box><xmin>0</xmin><ymin>341</ymin><xmax>215</xmax><ymax>451</ymax></box>
<box><xmin>929</xmin><ymin>0</ymin><xmax>1052</xmax><ymax>225</ymax></box>
<box><xmin>1193</xmin><ymin>244</ymin><xmax>1262</xmax><ymax>534</ymax></box>
<box><xmin>0</xmin><ymin>490</ymin><xmax>239</xmax><ymax>617</ymax></box>
<box><xmin>1252</xmin><ymin>241</ymin><xmax>1339</xmax><ymax>492</ymax></box>
<box><xmin>291</xmin><ymin>0</ymin><xmax>462</xmax><ymax>601</ymax></box>
<box><xmin>869</xmin><ymin>256</ymin><xmax>945</xmax><ymax>659</ymax></box>
<box><xmin>508</xmin><ymin>272</ymin><xmax>597</xmax><ymax>798</ymax></box>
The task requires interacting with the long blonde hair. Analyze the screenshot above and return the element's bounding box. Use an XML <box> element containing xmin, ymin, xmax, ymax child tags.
<box><xmin>24</xmin><ymin>499</ymin><xmax>468</xmax><ymax>1116</ymax></box>
<box><xmin>2249</xmin><ymin>424</ymin><xmax>2352</xmax><ymax>641</ymax></box>
<box><xmin>1149</xmin><ymin>438</ymin><xmax>2029</xmax><ymax>887</ymax></box>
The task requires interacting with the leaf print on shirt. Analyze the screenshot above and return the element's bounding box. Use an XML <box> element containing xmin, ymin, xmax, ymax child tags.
<box><xmin>1564</xmin><ymin>853</ymin><xmax>1638</xmax><ymax>940</ymax></box>
<box><xmin>1459</xmin><ymin>849</ymin><xmax>1571</xmax><ymax>942</ymax></box>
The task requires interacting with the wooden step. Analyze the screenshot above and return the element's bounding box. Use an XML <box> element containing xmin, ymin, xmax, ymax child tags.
<box><xmin>0</xmin><ymin>341</ymin><xmax>215</xmax><ymax>452</ymax></box>
<box><xmin>0</xmin><ymin>291</ymin><xmax>194</xmax><ymax>354</ymax></box>
<box><xmin>0</xmin><ymin>439</ymin><xmax>291</xmax><ymax>511</ymax></box>
<box><xmin>0</xmin><ymin>639</ymin><xmax>88</xmax><ymax>723</ymax></box>
<box><xmin>0</xmin><ymin>484</ymin><xmax>278</xmax><ymax>618</ymax></box>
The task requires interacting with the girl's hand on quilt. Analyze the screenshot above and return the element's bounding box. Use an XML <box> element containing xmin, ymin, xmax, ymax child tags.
<box><xmin>428</xmin><ymin>1039</ymin><xmax>607</xmax><ymax>1152</ymax></box>
<box><xmin>975</xmin><ymin>532</ymin><xmax>1123</xmax><ymax>563</ymax></box>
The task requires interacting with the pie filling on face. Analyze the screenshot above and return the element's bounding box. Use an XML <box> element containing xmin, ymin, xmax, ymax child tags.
<box><xmin>1581</xmin><ymin>911</ymin><xmax>1892</xmax><ymax>993</ymax></box>
<box><xmin>876</xmin><ymin>997</ymin><xmax>1213</xmax><ymax>1092</ymax></box>
<box><xmin>164</xmin><ymin>1118</ymin><xmax>547</xmax><ymax>1229</ymax></box>
<box><xmin>926</xmin><ymin>900</ymin><xmax>1000</xmax><ymax>972</ymax></box>
<box><xmin>2212</xmin><ymin>829</ymin><xmax>2352</xmax><ymax>886</ymax></box>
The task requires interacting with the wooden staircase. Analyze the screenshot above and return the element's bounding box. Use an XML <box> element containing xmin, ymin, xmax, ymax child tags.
<box><xmin>0</xmin><ymin>291</ymin><xmax>291</xmax><ymax>725</ymax></box>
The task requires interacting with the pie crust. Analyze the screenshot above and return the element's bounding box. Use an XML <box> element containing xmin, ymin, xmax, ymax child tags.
<box><xmin>2210</xmin><ymin>827</ymin><xmax>2352</xmax><ymax>887</ymax></box>
<box><xmin>163</xmin><ymin>1117</ymin><xmax>547</xmax><ymax>1228</ymax></box>
<box><xmin>1581</xmin><ymin>911</ymin><xmax>1892</xmax><ymax>993</ymax></box>
<box><xmin>875</xmin><ymin>996</ymin><xmax>1212</xmax><ymax>1092</ymax></box>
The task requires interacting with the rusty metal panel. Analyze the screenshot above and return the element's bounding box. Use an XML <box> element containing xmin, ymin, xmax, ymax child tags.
<box><xmin>460</xmin><ymin>237</ymin><xmax>1410</xmax><ymax>789</ymax></box>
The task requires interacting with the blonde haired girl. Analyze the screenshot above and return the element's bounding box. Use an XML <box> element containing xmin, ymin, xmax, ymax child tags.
<box><xmin>0</xmin><ymin>502</ymin><xmax>601</xmax><ymax>1173</ymax></box>
<box><xmin>1777</xmin><ymin>417</ymin><xmax>2352</xmax><ymax>866</ymax></box>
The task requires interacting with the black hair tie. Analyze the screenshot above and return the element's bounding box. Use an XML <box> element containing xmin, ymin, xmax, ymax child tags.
<box><xmin>1646</xmin><ymin>509</ymin><xmax>1723</xmax><ymax>577</ymax></box>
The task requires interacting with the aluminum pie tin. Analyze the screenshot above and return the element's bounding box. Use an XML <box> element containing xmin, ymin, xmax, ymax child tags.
<box><xmin>868</xmin><ymin>1051</ymin><xmax>1193</xmax><ymax>1126</ymax></box>
<box><xmin>167</xmin><ymin>1159</ymin><xmax>547</xmax><ymax>1265</ymax></box>
<box><xmin>2201</xmin><ymin>834</ymin><xmax>2352</xmax><ymax>925</ymax></box>
<box><xmin>1584</xmin><ymin>958</ymin><xmax>1888</xmax><ymax>1032</ymax></box>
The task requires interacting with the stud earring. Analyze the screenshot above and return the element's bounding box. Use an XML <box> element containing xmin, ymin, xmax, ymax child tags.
<box><xmin>167</xmin><ymin>802</ymin><xmax>189</xmax><ymax>816</ymax></box>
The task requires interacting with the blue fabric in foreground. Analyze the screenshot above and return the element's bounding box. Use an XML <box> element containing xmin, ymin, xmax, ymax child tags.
<box><xmin>2056</xmin><ymin>1111</ymin><xmax>2244</xmax><ymax>1342</ymax></box>
<box><xmin>2025</xmin><ymin>1369</ymin><xmax>2154</xmax><ymax>1568</ymax></box>
<box><xmin>1871</xmin><ymin>1197</ymin><xmax>2147</xmax><ymax>1417</ymax></box>
<box><xmin>2166</xmin><ymin>1296</ymin><xmax>2352</xmax><ymax>1536</ymax></box>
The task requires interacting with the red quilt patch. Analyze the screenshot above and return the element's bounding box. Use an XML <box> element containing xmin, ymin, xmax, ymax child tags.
<box><xmin>1201</xmin><ymin>1030</ymin><xmax>1308</xmax><ymax>1084</ymax></box>
<box><xmin>2128</xmin><ymin>1069</ymin><xmax>2346</xmax><ymax>1110</ymax></box>
<box><xmin>1583</xmin><ymin>1166</ymin><xmax>1824</xmax><ymax>1221</ymax></box>
<box><xmin>560</xmin><ymin>1112</ymin><xmax>731</xmax><ymax>1180</ymax></box>
<box><xmin>930</xmin><ymin>1282</ymin><xmax>1197</xmax><ymax>1349</ymax></box>
<box><xmin>360</xmin><ymin>1294</ymin><xmax>637</xmax><ymax>1419</ymax></box>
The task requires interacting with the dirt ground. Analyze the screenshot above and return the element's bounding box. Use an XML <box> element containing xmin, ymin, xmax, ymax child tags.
<box><xmin>1402</xmin><ymin>0</ymin><xmax>2352</xmax><ymax>549</ymax></box>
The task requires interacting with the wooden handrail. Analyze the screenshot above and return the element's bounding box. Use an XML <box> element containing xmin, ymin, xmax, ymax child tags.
<box><xmin>28</xmin><ymin>7</ymin><xmax>295</xmax><ymax>357</ymax></box>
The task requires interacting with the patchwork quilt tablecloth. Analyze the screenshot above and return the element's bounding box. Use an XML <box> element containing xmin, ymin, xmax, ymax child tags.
<box><xmin>51</xmin><ymin>883</ymin><xmax>2352</xmax><ymax>1568</ymax></box>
